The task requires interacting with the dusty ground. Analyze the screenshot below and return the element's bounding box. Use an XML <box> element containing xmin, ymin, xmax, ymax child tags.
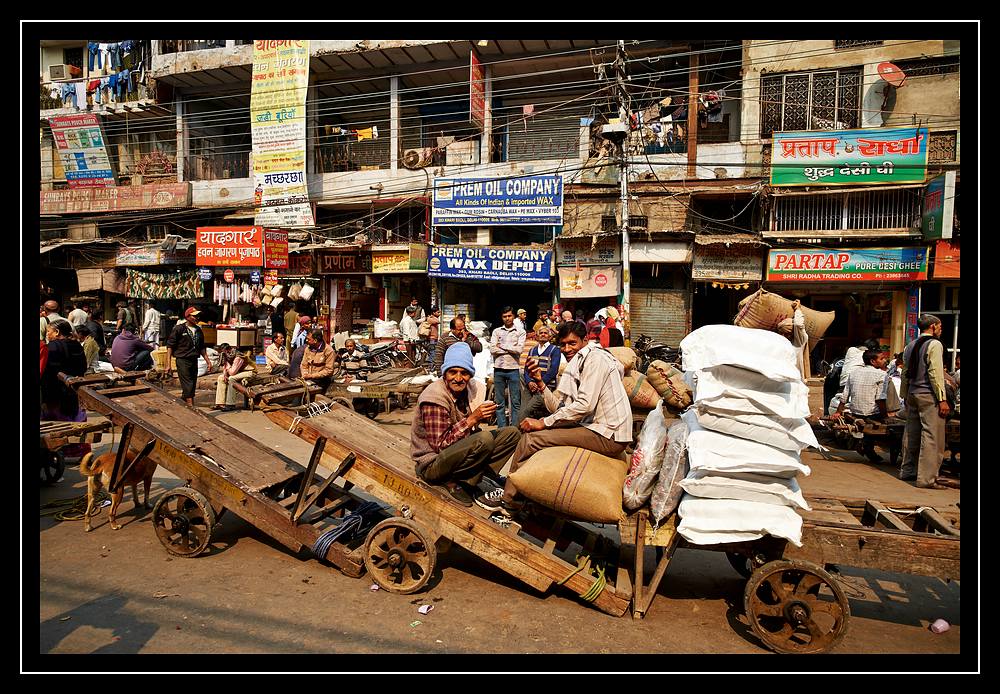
<box><xmin>30</xmin><ymin>380</ymin><xmax>970</xmax><ymax>669</ymax></box>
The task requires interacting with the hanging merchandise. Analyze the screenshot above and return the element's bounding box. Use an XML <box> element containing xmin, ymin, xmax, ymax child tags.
<box><xmin>299</xmin><ymin>282</ymin><xmax>315</xmax><ymax>301</ymax></box>
<box><xmin>270</xmin><ymin>284</ymin><xmax>284</xmax><ymax>298</ymax></box>
<box><xmin>261</xmin><ymin>294</ymin><xmax>273</xmax><ymax>306</ymax></box>
<box><xmin>288</xmin><ymin>282</ymin><xmax>303</xmax><ymax>301</ymax></box>
<box><xmin>271</xmin><ymin>296</ymin><xmax>284</xmax><ymax>309</ymax></box>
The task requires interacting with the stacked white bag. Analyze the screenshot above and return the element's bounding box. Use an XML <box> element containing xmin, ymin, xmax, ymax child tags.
<box><xmin>676</xmin><ymin>325</ymin><xmax>819</xmax><ymax>548</ymax></box>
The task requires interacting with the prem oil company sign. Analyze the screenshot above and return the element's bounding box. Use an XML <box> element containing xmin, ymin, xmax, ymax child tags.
<box><xmin>432</xmin><ymin>175</ymin><xmax>563</xmax><ymax>226</ymax></box>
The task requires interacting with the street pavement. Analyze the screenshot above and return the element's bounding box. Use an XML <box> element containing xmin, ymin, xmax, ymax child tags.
<box><xmin>32</xmin><ymin>387</ymin><xmax>966</xmax><ymax>665</ymax></box>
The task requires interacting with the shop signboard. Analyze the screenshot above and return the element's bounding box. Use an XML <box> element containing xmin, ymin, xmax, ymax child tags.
<box><xmin>556</xmin><ymin>237</ymin><xmax>621</xmax><ymax>266</ymax></box>
<box><xmin>692</xmin><ymin>245</ymin><xmax>764</xmax><ymax>281</ymax></box>
<box><xmin>48</xmin><ymin>114</ymin><xmax>116</xmax><ymax>188</ymax></box>
<box><xmin>160</xmin><ymin>247</ymin><xmax>197</xmax><ymax>265</ymax></box>
<box><xmin>116</xmin><ymin>245</ymin><xmax>161</xmax><ymax>267</ymax></box>
<box><xmin>198</xmin><ymin>267</ymin><xmax>213</xmax><ymax>281</ymax></box>
<box><xmin>432</xmin><ymin>175</ymin><xmax>563</xmax><ymax>226</ymax></box>
<box><xmin>906</xmin><ymin>287</ymin><xmax>920</xmax><ymax>343</ymax></box>
<box><xmin>932</xmin><ymin>239</ymin><xmax>960</xmax><ymax>279</ymax></box>
<box><xmin>196</xmin><ymin>226</ymin><xmax>264</xmax><ymax>267</ymax></box>
<box><xmin>372</xmin><ymin>250</ymin><xmax>411</xmax><ymax>274</ymax></box>
<box><xmin>766</xmin><ymin>247</ymin><xmax>929</xmax><ymax>282</ymax></box>
<box><xmin>428</xmin><ymin>245</ymin><xmax>552</xmax><ymax>283</ymax></box>
<box><xmin>283</xmin><ymin>253</ymin><xmax>313</xmax><ymax>277</ymax></box>
<box><xmin>921</xmin><ymin>171</ymin><xmax>955</xmax><ymax>240</ymax></box>
<box><xmin>557</xmin><ymin>266</ymin><xmax>621</xmax><ymax>298</ymax></box>
<box><xmin>409</xmin><ymin>243</ymin><xmax>428</xmax><ymax>271</ymax></box>
<box><xmin>263</xmin><ymin>229</ymin><xmax>289</xmax><ymax>269</ymax></box>
<box><xmin>770</xmin><ymin>127</ymin><xmax>929</xmax><ymax>187</ymax></box>
<box><xmin>250</xmin><ymin>40</ymin><xmax>314</xmax><ymax>228</ymax></box>
<box><xmin>250</xmin><ymin>270</ymin><xmax>262</xmax><ymax>284</ymax></box>
<box><xmin>40</xmin><ymin>183</ymin><xmax>192</xmax><ymax>214</ymax></box>
<box><xmin>470</xmin><ymin>50</ymin><xmax>486</xmax><ymax>132</ymax></box>
<box><xmin>317</xmin><ymin>250</ymin><xmax>372</xmax><ymax>274</ymax></box>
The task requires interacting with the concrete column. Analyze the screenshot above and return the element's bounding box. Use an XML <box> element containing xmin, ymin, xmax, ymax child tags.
<box><xmin>480</xmin><ymin>66</ymin><xmax>492</xmax><ymax>164</ymax></box>
<box><xmin>390</xmin><ymin>76</ymin><xmax>399</xmax><ymax>171</ymax></box>
<box><xmin>225</xmin><ymin>40</ymin><xmax>236</xmax><ymax>49</ymax></box>
<box><xmin>176</xmin><ymin>96</ymin><xmax>186</xmax><ymax>182</ymax></box>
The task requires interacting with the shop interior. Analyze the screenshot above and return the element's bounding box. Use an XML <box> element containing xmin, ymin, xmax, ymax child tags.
<box><xmin>691</xmin><ymin>281</ymin><xmax>754</xmax><ymax>330</ymax></box>
<box><xmin>438</xmin><ymin>279</ymin><xmax>554</xmax><ymax>330</ymax></box>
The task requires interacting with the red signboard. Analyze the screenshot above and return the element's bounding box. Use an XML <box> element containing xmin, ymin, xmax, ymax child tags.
<box><xmin>933</xmin><ymin>240</ymin><xmax>960</xmax><ymax>279</ymax></box>
<box><xmin>40</xmin><ymin>183</ymin><xmax>192</xmax><ymax>214</ymax></box>
<box><xmin>224</xmin><ymin>268</ymin><xmax>235</xmax><ymax>283</ymax></box>
<box><xmin>263</xmin><ymin>229</ymin><xmax>289</xmax><ymax>269</ymax></box>
<box><xmin>197</xmin><ymin>226</ymin><xmax>264</xmax><ymax>267</ymax></box>
<box><xmin>470</xmin><ymin>51</ymin><xmax>486</xmax><ymax>132</ymax></box>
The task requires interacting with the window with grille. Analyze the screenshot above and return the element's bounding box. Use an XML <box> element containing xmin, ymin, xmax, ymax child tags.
<box><xmin>602</xmin><ymin>215</ymin><xmax>618</xmax><ymax>232</ymax></box>
<box><xmin>771</xmin><ymin>188</ymin><xmax>921</xmax><ymax>233</ymax></box>
<box><xmin>760</xmin><ymin>69</ymin><xmax>861</xmax><ymax>139</ymax></box>
<box><xmin>628</xmin><ymin>215</ymin><xmax>648</xmax><ymax>229</ymax></box>
<box><xmin>929</xmin><ymin>131</ymin><xmax>958</xmax><ymax>163</ymax></box>
<box><xmin>894</xmin><ymin>56</ymin><xmax>960</xmax><ymax>77</ymax></box>
<box><xmin>834</xmin><ymin>40</ymin><xmax>883</xmax><ymax>49</ymax></box>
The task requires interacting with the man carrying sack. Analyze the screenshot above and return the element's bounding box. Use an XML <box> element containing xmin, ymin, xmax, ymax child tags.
<box><xmin>411</xmin><ymin>342</ymin><xmax>521</xmax><ymax>507</ymax></box>
<box><xmin>478</xmin><ymin>321</ymin><xmax>632</xmax><ymax>517</ymax></box>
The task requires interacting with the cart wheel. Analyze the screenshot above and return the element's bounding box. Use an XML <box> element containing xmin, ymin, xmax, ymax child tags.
<box><xmin>363</xmin><ymin>518</ymin><xmax>437</xmax><ymax>594</ymax></box>
<box><xmin>152</xmin><ymin>487</ymin><xmax>216</xmax><ymax>558</ymax></box>
<box><xmin>332</xmin><ymin>398</ymin><xmax>353</xmax><ymax>409</ymax></box>
<box><xmin>364</xmin><ymin>399</ymin><xmax>380</xmax><ymax>419</ymax></box>
<box><xmin>40</xmin><ymin>449</ymin><xmax>65</xmax><ymax>485</ymax></box>
<box><xmin>744</xmin><ymin>559</ymin><xmax>850</xmax><ymax>654</ymax></box>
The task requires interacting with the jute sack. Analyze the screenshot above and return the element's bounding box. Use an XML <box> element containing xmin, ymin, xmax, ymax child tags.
<box><xmin>734</xmin><ymin>288</ymin><xmax>835</xmax><ymax>349</ymax></box>
<box><xmin>623</xmin><ymin>372</ymin><xmax>659</xmax><ymax>409</ymax></box>
<box><xmin>510</xmin><ymin>446</ymin><xmax>627</xmax><ymax>523</ymax></box>
<box><xmin>645</xmin><ymin>360</ymin><xmax>693</xmax><ymax>410</ymax></box>
<box><xmin>606</xmin><ymin>346</ymin><xmax>638</xmax><ymax>374</ymax></box>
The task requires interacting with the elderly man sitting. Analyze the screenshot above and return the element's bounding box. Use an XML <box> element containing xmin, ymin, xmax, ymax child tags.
<box><xmin>410</xmin><ymin>342</ymin><xmax>521</xmax><ymax>507</ymax></box>
<box><xmin>213</xmin><ymin>344</ymin><xmax>256</xmax><ymax>411</ymax></box>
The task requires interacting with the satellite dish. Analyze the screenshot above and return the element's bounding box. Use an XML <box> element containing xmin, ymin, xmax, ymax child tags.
<box><xmin>877</xmin><ymin>61</ymin><xmax>907</xmax><ymax>88</ymax></box>
<box><xmin>862</xmin><ymin>79</ymin><xmax>899</xmax><ymax>127</ymax></box>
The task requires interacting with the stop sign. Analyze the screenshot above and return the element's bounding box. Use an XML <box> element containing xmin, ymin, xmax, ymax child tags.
<box><xmin>594</xmin><ymin>273</ymin><xmax>608</xmax><ymax>288</ymax></box>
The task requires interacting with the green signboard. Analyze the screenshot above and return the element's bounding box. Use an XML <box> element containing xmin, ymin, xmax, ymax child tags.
<box><xmin>921</xmin><ymin>171</ymin><xmax>955</xmax><ymax>240</ymax></box>
<box><xmin>771</xmin><ymin>127</ymin><xmax>929</xmax><ymax>187</ymax></box>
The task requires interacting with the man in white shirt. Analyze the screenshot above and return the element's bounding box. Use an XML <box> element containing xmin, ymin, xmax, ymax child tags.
<box><xmin>142</xmin><ymin>303</ymin><xmax>162</xmax><ymax>345</ymax></box>
<box><xmin>68</xmin><ymin>302</ymin><xmax>89</xmax><ymax>328</ymax></box>
<box><xmin>400</xmin><ymin>306</ymin><xmax>420</xmax><ymax>341</ymax></box>
<box><xmin>477</xmin><ymin>320</ymin><xmax>632</xmax><ymax>516</ymax></box>
<box><xmin>489</xmin><ymin>307</ymin><xmax>526</xmax><ymax>428</ymax></box>
<box><xmin>401</xmin><ymin>297</ymin><xmax>425</xmax><ymax>326</ymax></box>
<box><xmin>265</xmin><ymin>332</ymin><xmax>289</xmax><ymax>375</ymax></box>
<box><xmin>514</xmin><ymin>308</ymin><xmax>527</xmax><ymax>333</ymax></box>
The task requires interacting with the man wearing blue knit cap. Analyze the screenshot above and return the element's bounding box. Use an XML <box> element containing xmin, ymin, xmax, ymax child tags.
<box><xmin>410</xmin><ymin>342</ymin><xmax>521</xmax><ymax>507</ymax></box>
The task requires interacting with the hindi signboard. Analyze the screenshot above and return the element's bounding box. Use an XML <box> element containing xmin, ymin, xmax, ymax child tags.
<box><xmin>41</xmin><ymin>183</ymin><xmax>192</xmax><ymax>214</ymax></box>
<box><xmin>251</xmin><ymin>40</ymin><xmax>314</xmax><ymax>227</ymax></box>
<box><xmin>470</xmin><ymin>51</ymin><xmax>486</xmax><ymax>132</ymax></box>
<box><xmin>263</xmin><ymin>229</ymin><xmax>289</xmax><ymax>269</ymax></box>
<box><xmin>317</xmin><ymin>250</ymin><xmax>372</xmax><ymax>275</ymax></box>
<box><xmin>558</xmin><ymin>266</ymin><xmax>621</xmax><ymax>298</ymax></box>
<box><xmin>432</xmin><ymin>175</ymin><xmax>563</xmax><ymax>226</ymax></box>
<box><xmin>48</xmin><ymin>114</ymin><xmax>116</xmax><ymax>188</ymax></box>
<box><xmin>770</xmin><ymin>127</ymin><xmax>929</xmax><ymax>187</ymax></box>
<box><xmin>116</xmin><ymin>245</ymin><xmax>161</xmax><ymax>267</ymax></box>
<box><xmin>196</xmin><ymin>226</ymin><xmax>264</xmax><ymax>267</ymax></box>
<box><xmin>692</xmin><ymin>245</ymin><xmax>764</xmax><ymax>281</ymax></box>
<box><xmin>556</xmin><ymin>237</ymin><xmax>621</xmax><ymax>266</ymax></box>
<box><xmin>428</xmin><ymin>246</ymin><xmax>552</xmax><ymax>283</ymax></box>
<box><xmin>921</xmin><ymin>171</ymin><xmax>955</xmax><ymax>240</ymax></box>
<box><xmin>766</xmin><ymin>247</ymin><xmax>929</xmax><ymax>282</ymax></box>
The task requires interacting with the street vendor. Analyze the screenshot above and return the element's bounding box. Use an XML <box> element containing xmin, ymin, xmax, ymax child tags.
<box><xmin>300</xmin><ymin>328</ymin><xmax>337</xmax><ymax>393</ymax></box>
<box><xmin>481</xmin><ymin>321</ymin><xmax>632</xmax><ymax>517</ymax></box>
<box><xmin>411</xmin><ymin>342</ymin><xmax>521</xmax><ymax>507</ymax></box>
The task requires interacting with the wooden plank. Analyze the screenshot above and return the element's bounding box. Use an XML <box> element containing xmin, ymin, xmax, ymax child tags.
<box><xmin>268</xmin><ymin>406</ymin><xmax>630</xmax><ymax>616</ymax></box>
<box><xmin>916</xmin><ymin>507</ymin><xmax>960</xmax><ymax>537</ymax></box>
<box><xmin>864</xmin><ymin>500</ymin><xmax>912</xmax><ymax>532</ymax></box>
<box><xmin>785</xmin><ymin>523</ymin><xmax>960</xmax><ymax>581</ymax></box>
<box><xmin>632</xmin><ymin>509</ymin><xmax>647</xmax><ymax>618</ymax></box>
<box><xmin>636</xmin><ymin>532</ymin><xmax>681</xmax><ymax>618</ymax></box>
<box><xmin>100</xmin><ymin>384</ymin><xmax>152</xmax><ymax>398</ymax></box>
<box><xmin>542</xmin><ymin>519</ymin><xmax>565</xmax><ymax>554</ymax></box>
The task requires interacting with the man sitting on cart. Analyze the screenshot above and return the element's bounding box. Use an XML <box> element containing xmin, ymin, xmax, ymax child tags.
<box><xmin>480</xmin><ymin>320</ymin><xmax>632</xmax><ymax>517</ymax></box>
<box><xmin>411</xmin><ymin>342</ymin><xmax>521</xmax><ymax>508</ymax></box>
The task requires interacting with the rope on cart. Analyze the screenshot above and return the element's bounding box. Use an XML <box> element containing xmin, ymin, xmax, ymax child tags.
<box><xmin>311</xmin><ymin>501</ymin><xmax>384</xmax><ymax>559</ymax></box>
<box><xmin>40</xmin><ymin>490</ymin><xmax>110</xmax><ymax>521</ymax></box>
<box><xmin>556</xmin><ymin>553</ymin><xmax>608</xmax><ymax>603</ymax></box>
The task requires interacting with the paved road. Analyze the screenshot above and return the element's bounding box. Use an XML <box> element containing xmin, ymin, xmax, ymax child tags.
<box><xmin>33</xmin><ymin>394</ymin><xmax>964</xmax><ymax>664</ymax></box>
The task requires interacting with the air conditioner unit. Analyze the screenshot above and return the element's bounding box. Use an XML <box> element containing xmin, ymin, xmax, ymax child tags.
<box><xmin>49</xmin><ymin>64</ymin><xmax>82</xmax><ymax>81</ymax></box>
<box><xmin>402</xmin><ymin>148</ymin><xmax>434</xmax><ymax>170</ymax></box>
<box><xmin>458</xmin><ymin>228</ymin><xmax>491</xmax><ymax>245</ymax></box>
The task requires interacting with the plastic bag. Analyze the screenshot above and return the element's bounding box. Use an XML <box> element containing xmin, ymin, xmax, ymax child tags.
<box><xmin>623</xmin><ymin>400</ymin><xmax>669</xmax><ymax>510</ymax></box>
<box><xmin>287</xmin><ymin>282</ymin><xmax>302</xmax><ymax>301</ymax></box>
<box><xmin>650</xmin><ymin>419</ymin><xmax>690</xmax><ymax>524</ymax></box>
<box><xmin>299</xmin><ymin>283</ymin><xmax>315</xmax><ymax>301</ymax></box>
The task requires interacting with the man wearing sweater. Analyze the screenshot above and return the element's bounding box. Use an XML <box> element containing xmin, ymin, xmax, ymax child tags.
<box><xmin>489</xmin><ymin>307</ymin><xmax>525</xmax><ymax>427</ymax></box>
<box><xmin>899</xmin><ymin>314</ymin><xmax>951</xmax><ymax>488</ymax></box>
<box><xmin>517</xmin><ymin>326</ymin><xmax>561</xmax><ymax>423</ymax></box>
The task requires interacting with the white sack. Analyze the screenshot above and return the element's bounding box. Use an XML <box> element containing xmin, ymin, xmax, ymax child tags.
<box><xmin>374</xmin><ymin>319</ymin><xmax>400</xmax><ymax>339</ymax></box>
<box><xmin>680</xmin><ymin>324</ymin><xmax>801</xmax><ymax>383</ymax></box>
<box><xmin>197</xmin><ymin>348</ymin><xmax>220</xmax><ymax>377</ymax></box>
<box><xmin>680</xmin><ymin>469</ymin><xmax>811</xmax><ymax>510</ymax></box>
<box><xmin>677</xmin><ymin>494</ymin><xmax>803</xmax><ymax>547</ymax></box>
<box><xmin>694</xmin><ymin>406</ymin><xmax>819</xmax><ymax>452</ymax></box>
<box><xmin>686</xmin><ymin>365</ymin><xmax>811</xmax><ymax>419</ymax></box>
<box><xmin>624</xmin><ymin>401</ymin><xmax>669</xmax><ymax>510</ymax></box>
<box><xmin>682</xmin><ymin>410</ymin><xmax>811</xmax><ymax>478</ymax></box>
<box><xmin>472</xmin><ymin>347</ymin><xmax>493</xmax><ymax>383</ymax></box>
<box><xmin>650</xmin><ymin>419</ymin><xmax>690</xmax><ymax>524</ymax></box>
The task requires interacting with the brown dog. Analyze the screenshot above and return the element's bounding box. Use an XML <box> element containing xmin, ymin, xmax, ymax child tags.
<box><xmin>79</xmin><ymin>449</ymin><xmax>157</xmax><ymax>532</ymax></box>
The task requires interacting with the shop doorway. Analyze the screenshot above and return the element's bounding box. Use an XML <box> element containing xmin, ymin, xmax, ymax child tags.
<box><xmin>692</xmin><ymin>283</ymin><xmax>753</xmax><ymax>330</ymax></box>
<box><xmin>440</xmin><ymin>280</ymin><xmax>553</xmax><ymax>332</ymax></box>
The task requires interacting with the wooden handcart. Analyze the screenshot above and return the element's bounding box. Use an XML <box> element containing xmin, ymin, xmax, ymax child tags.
<box><xmin>39</xmin><ymin>419</ymin><xmax>113</xmax><ymax>484</ymax></box>
<box><xmin>325</xmin><ymin>367</ymin><xmax>430</xmax><ymax>419</ymax></box>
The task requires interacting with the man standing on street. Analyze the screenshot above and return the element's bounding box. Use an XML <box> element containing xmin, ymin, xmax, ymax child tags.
<box><xmin>402</xmin><ymin>297</ymin><xmax>426</xmax><ymax>325</ymax></box>
<box><xmin>68</xmin><ymin>302</ymin><xmax>89</xmax><ymax>329</ymax></box>
<box><xmin>433</xmin><ymin>316</ymin><xmax>483</xmax><ymax>374</ymax></box>
<box><xmin>142</xmin><ymin>302</ymin><xmax>162</xmax><ymax>345</ymax></box>
<box><xmin>40</xmin><ymin>300</ymin><xmax>64</xmax><ymax>341</ymax></box>
<box><xmin>284</xmin><ymin>302</ymin><xmax>299</xmax><ymax>338</ymax></box>
<box><xmin>489</xmin><ymin>306</ymin><xmax>526</xmax><ymax>427</ymax></box>
<box><xmin>899</xmin><ymin>314</ymin><xmax>951</xmax><ymax>488</ymax></box>
<box><xmin>166</xmin><ymin>307</ymin><xmax>214</xmax><ymax>407</ymax></box>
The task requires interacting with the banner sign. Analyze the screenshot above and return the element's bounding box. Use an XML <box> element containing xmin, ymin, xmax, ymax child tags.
<box><xmin>921</xmin><ymin>171</ymin><xmax>955</xmax><ymax>240</ymax></box>
<box><xmin>558</xmin><ymin>266</ymin><xmax>621</xmax><ymax>298</ymax></box>
<box><xmin>932</xmin><ymin>239</ymin><xmax>960</xmax><ymax>279</ymax></box>
<box><xmin>197</xmin><ymin>226</ymin><xmax>263</xmax><ymax>267</ymax></box>
<box><xmin>48</xmin><ymin>114</ymin><xmax>116</xmax><ymax>188</ymax></box>
<box><xmin>906</xmin><ymin>287</ymin><xmax>920</xmax><ymax>343</ymax></box>
<box><xmin>125</xmin><ymin>269</ymin><xmax>204</xmax><ymax>300</ymax></box>
<box><xmin>767</xmin><ymin>247</ymin><xmax>929</xmax><ymax>282</ymax></box>
<box><xmin>428</xmin><ymin>245</ymin><xmax>552</xmax><ymax>283</ymax></box>
<box><xmin>263</xmin><ymin>229</ymin><xmax>289</xmax><ymax>269</ymax></box>
<box><xmin>282</xmin><ymin>253</ymin><xmax>314</xmax><ymax>276</ymax></box>
<box><xmin>770</xmin><ymin>127</ymin><xmax>929</xmax><ymax>186</ymax></box>
<box><xmin>556</xmin><ymin>238</ymin><xmax>621</xmax><ymax>266</ymax></box>
<box><xmin>40</xmin><ymin>183</ymin><xmax>192</xmax><ymax>214</ymax></box>
<box><xmin>372</xmin><ymin>250</ymin><xmax>410</xmax><ymax>274</ymax></box>
<box><xmin>693</xmin><ymin>245</ymin><xmax>764</xmax><ymax>281</ymax></box>
<box><xmin>317</xmin><ymin>250</ymin><xmax>372</xmax><ymax>275</ymax></box>
<box><xmin>432</xmin><ymin>175</ymin><xmax>563</xmax><ymax>226</ymax></box>
<box><xmin>470</xmin><ymin>51</ymin><xmax>486</xmax><ymax>132</ymax></box>
<box><xmin>198</xmin><ymin>267</ymin><xmax>213</xmax><ymax>281</ymax></box>
<box><xmin>409</xmin><ymin>243</ymin><xmax>428</xmax><ymax>271</ymax></box>
<box><xmin>251</xmin><ymin>40</ymin><xmax>314</xmax><ymax>227</ymax></box>
<box><xmin>116</xmin><ymin>245</ymin><xmax>161</xmax><ymax>267</ymax></box>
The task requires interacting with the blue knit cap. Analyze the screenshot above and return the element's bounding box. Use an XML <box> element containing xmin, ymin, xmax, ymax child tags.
<box><xmin>441</xmin><ymin>341</ymin><xmax>475</xmax><ymax>377</ymax></box>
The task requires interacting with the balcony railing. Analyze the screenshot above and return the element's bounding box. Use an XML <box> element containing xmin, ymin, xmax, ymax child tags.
<box><xmin>160</xmin><ymin>40</ymin><xmax>252</xmax><ymax>54</ymax></box>
<box><xmin>184</xmin><ymin>152</ymin><xmax>250</xmax><ymax>181</ymax></box>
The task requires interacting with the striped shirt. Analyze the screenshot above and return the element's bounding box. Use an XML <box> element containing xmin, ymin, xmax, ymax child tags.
<box><xmin>539</xmin><ymin>344</ymin><xmax>633</xmax><ymax>442</ymax></box>
<box><xmin>841</xmin><ymin>365</ymin><xmax>886</xmax><ymax>416</ymax></box>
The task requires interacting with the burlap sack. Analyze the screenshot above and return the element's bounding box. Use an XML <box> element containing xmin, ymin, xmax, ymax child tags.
<box><xmin>734</xmin><ymin>289</ymin><xmax>835</xmax><ymax>348</ymax></box>
<box><xmin>623</xmin><ymin>372</ymin><xmax>659</xmax><ymax>409</ymax></box>
<box><xmin>607</xmin><ymin>346</ymin><xmax>638</xmax><ymax>374</ymax></box>
<box><xmin>510</xmin><ymin>446</ymin><xmax>627</xmax><ymax>523</ymax></box>
<box><xmin>645</xmin><ymin>360</ymin><xmax>693</xmax><ymax>410</ymax></box>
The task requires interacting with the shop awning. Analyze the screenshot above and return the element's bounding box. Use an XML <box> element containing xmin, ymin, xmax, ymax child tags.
<box><xmin>629</xmin><ymin>241</ymin><xmax>692</xmax><ymax>263</ymax></box>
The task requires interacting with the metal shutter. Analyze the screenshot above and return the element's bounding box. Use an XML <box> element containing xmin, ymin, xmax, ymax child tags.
<box><xmin>507</xmin><ymin>114</ymin><xmax>580</xmax><ymax>162</ymax></box>
<box><xmin>630</xmin><ymin>288</ymin><xmax>691</xmax><ymax>347</ymax></box>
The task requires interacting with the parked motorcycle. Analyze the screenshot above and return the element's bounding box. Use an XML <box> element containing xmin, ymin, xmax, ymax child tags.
<box><xmin>633</xmin><ymin>333</ymin><xmax>682</xmax><ymax>373</ymax></box>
